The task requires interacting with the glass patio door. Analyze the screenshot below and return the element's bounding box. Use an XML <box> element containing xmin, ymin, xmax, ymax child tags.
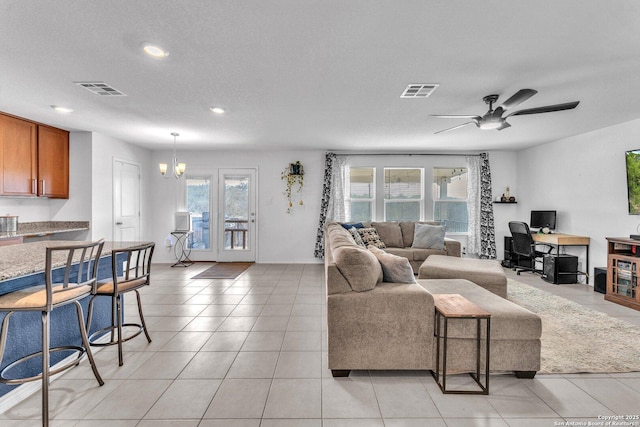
<box><xmin>217</xmin><ymin>168</ymin><xmax>256</xmax><ymax>262</ymax></box>
<box><xmin>185</xmin><ymin>175</ymin><xmax>213</xmax><ymax>260</ymax></box>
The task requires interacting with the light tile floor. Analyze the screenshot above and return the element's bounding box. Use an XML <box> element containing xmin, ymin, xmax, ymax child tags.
<box><xmin>1</xmin><ymin>263</ymin><xmax>639</xmax><ymax>426</ymax></box>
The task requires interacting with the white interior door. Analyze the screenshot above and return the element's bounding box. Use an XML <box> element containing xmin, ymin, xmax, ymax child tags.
<box><xmin>113</xmin><ymin>159</ymin><xmax>140</xmax><ymax>242</ymax></box>
<box><xmin>217</xmin><ymin>168</ymin><xmax>256</xmax><ymax>262</ymax></box>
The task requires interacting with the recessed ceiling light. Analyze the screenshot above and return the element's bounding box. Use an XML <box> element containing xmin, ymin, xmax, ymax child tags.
<box><xmin>142</xmin><ymin>43</ymin><xmax>169</xmax><ymax>58</ymax></box>
<box><xmin>51</xmin><ymin>105</ymin><xmax>73</xmax><ymax>113</ymax></box>
<box><xmin>210</xmin><ymin>106</ymin><xmax>226</xmax><ymax>114</ymax></box>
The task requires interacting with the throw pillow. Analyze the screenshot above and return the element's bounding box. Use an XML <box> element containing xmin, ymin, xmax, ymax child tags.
<box><xmin>371</xmin><ymin>222</ymin><xmax>404</xmax><ymax>248</ymax></box>
<box><xmin>340</xmin><ymin>222</ymin><xmax>365</xmax><ymax>230</ymax></box>
<box><xmin>358</xmin><ymin>227</ymin><xmax>387</xmax><ymax>249</ymax></box>
<box><xmin>412</xmin><ymin>223</ymin><xmax>445</xmax><ymax>250</ymax></box>
<box><xmin>333</xmin><ymin>246</ymin><xmax>382</xmax><ymax>292</ymax></box>
<box><xmin>348</xmin><ymin>227</ymin><xmax>366</xmax><ymax>247</ymax></box>
<box><xmin>368</xmin><ymin>246</ymin><xmax>416</xmax><ymax>284</ymax></box>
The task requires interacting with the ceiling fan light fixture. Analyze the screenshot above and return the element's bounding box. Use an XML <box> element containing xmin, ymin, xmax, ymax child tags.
<box><xmin>210</xmin><ymin>106</ymin><xmax>226</xmax><ymax>114</ymax></box>
<box><xmin>479</xmin><ymin>120</ymin><xmax>502</xmax><ymax>130</ymax></box>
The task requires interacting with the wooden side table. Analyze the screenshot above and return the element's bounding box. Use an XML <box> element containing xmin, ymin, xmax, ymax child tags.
<box><xmin>432</xmin><ymin>294</ymin><xmax>491</xmax><ymax>394</ymax></box>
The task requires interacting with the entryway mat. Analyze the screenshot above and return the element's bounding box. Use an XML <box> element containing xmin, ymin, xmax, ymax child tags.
<box><xmin>190</xmin><ymin>262</ymin><xmax>253</xmax><ymax>279</ymax></box>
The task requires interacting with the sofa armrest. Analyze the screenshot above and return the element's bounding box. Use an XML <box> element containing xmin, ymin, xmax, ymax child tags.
<box><xmin>327</xmin><ymin>282</ymin><xmax>435</xmax><ymax>371</ymax></box>
<box><xmin>444</xmin><ymin>238</ymin><xmax>461</xmax><ymax>257</ymax></box>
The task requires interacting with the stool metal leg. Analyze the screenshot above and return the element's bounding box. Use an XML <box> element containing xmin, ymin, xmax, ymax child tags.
<box><xmin>135</xmin><ymin>290</ymin><xmax>152</xmax><ymax>344</ymax></box>
<box><xmin>73</xmin><ymin>301</ymin><xmax>103</xmax><ymax>385</ymax></box>
<box><xmin>42</xmin><ymin>311</ymin><xmax>49</xmax><ymax>427</ymax></box>
<box><xmin>116</xmin><ymin>294</ymin><xmax>124</xmax><ymax>366</ymax></box>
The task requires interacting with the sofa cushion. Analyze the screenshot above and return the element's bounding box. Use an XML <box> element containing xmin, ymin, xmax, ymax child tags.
<box><xmin>418</xmin><ymin>278</ymin><xmax>541</xmax><ymax>341</ymax></box>
<box><xmin>326</xmin><ymin>223</ymin><xmax>359</xmax><ymax>249</ymax></box>
<box><xmin>384</xmin><ymin>247</ymin><xmax>416</xmax><ymax>260</ymax></box>
<box><xmin>410</xmin><ymin>248</ymin><xmax>448</xmax><ymax>261</ymax></box>
<box><xmin>400</xmin><ymin>221</ymin><xmax>441</xmax><ymax>247</ymax></box>
<box><xmin>333</xmin><ymin>246</ymin><xmax>382</xmax><ymax>292</ymax></box>
<box><xmin>358</xmin><ymin>227</ymin><xmax>387</xmax><ymax>249</ymax></box>
<box><xmin>368</xmin><ymin>246</ymin><xmax>416</xmax><ymax>284</ymax></box>
<box><xmin>371</xmin><ymin>222</ymin><xmax>404</xmax><ymax>248</ymax></box>
<box><xmin>412</xmin><ymin>223</ymin><xmax>445</xmax><ymax>250</ymax></box>
<box><xmin>348</xmin><ymin>227</ymin><xmax>366</xmax><ymax>247</ymax></box>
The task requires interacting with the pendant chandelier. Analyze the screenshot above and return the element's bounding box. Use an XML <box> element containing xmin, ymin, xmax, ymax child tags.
<box><xmin>159</xmin><ymin>132</ymin><xmax>186</xmax><ymax>179</ymax></box>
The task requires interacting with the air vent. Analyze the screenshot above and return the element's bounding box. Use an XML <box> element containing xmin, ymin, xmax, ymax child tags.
<box><xmin>74</xmin><ymin>82</ymin><xmax>127</xmax><ymax>96</ymax></box>
<box><xmin>401</xmin><ymin>84</ymin><xmax>439</xmax><ymax>98</ymax></box>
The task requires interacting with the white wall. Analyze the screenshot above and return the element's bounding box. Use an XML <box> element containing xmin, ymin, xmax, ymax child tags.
<box><xmin>149</xmin><ymin>149</ymin><xmax>325</xmax><ymax>264</ymax></box>
<box><xmin>489</xmin><ymin>150</ymin><xmax>519</xmax><ymax>260</ymax></box>
<box><xmin>90</xmin><ymin>133</ymin><xmax>152</xmax><ymax>241</ymax></box>
<box><xmin>145</xmin><ymin>150</ymin><xmax>520</xmax><ymax>265</ymax></box>
<box><xmin>515</xmin><ymin>117</ymin><xmax>640</xmax><ymax>283</ymax></box>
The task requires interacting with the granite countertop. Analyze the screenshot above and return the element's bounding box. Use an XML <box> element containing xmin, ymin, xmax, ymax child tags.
<box><xmin>0</xmin><ymin>221</ymin><xmax>90</xmax><ymax>239</ymax></box>
<box><xmin>0</xmin><ymin>240</ymin><xmax>151</xmax><ymax>282</ymax></box>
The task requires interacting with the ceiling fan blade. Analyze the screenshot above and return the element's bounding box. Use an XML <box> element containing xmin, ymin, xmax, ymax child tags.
<box><xmin>497</xmin><ymin>121</ymin><xmax>511</xmax><ymax>131</ymax></box>
<box><xmin>434</xmin><ymin>121</ymin><xmax>477</xmax><ymax>134</ymax></box>
<box><xmin>507</xmin><ymin>101</ymin><xmax>580</xmax><ymax>117</ymax></box>
<box><xmin>430</xmin><ymin>115</ymin><xmax>482</xmax><ymax>120</ymax></box>
<box><xmin>499</xmin><ymin>89</ymin><xmax>538</xmax><ymax>111</ymax></box>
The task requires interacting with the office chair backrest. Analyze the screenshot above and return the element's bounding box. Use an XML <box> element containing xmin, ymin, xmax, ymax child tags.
<box><xmin>508</xmin><ymin>221</ymin><xmax>535</xmax><ymax>258</ymax></box>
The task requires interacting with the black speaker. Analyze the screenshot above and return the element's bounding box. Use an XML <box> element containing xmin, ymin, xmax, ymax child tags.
<box><xmin>594</xmin><ymin>267</ymin><xmax>607</xmax><ymax>294</ymax></box>
<box><xmin>543</xmin><ymin>255</ymin><xmax>578</xmax><ymax>284</ymax></box>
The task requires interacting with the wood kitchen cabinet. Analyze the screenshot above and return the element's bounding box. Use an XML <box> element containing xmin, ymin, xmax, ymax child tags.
<box><xmin>37</xmin><ymin>125</ymin><xmax>69</xmax><ymax>198</ymax></box>
<box><xmin>0</xmin><ymin>112</ymin><xmax>69</xmax><ymax>199</ymax></box>
<box><xmin>0</xmin><ymin>113</ymin><xmax>37</xmax><ymax>196</ymax></box>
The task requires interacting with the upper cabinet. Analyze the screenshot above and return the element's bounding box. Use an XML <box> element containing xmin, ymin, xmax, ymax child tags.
<box><xmin>0</xmin><ymin>112</ymin><xmax>69</xmax><ymax>199</ymax></box>
<box><xmin>37</xmin><ymin>125</ymin><xmax>69</xmax><ymax>198</ymax></box>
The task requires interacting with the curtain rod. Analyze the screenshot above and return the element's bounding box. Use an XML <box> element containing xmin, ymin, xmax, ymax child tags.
<box><xmin>331</xmin><ymin>152</ymin><xmax>482</xmax><ymax>157</ymax></box>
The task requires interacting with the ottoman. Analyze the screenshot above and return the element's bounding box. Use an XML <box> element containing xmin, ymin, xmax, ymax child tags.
<box><xmin>418</xmin><ymin>278</ymin><xmax>541</xmax><ymax>377</ymax></box>
<box><xmin>419</xmin><ymin>255</ymin><xmax>508</xmax><ymax>298</ymax></box>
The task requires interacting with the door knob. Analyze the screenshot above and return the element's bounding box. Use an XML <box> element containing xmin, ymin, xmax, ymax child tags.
<box><xmin>116</xmin><ymin>222</ymin><xmax>123</xmax><ymax>225</ymax></box>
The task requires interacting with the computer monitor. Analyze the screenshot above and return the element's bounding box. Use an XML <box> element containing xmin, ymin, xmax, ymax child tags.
<box><xmin>530</xmin><ymin>210</ymin><xmax>556</xmax><ymax>230</ymax></box>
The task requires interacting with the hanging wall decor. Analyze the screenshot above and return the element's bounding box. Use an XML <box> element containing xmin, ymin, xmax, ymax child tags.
<box><xmin>281</xmin><ymin>161</ymin><xmax>304</xmax><ymax>213</ymax></box>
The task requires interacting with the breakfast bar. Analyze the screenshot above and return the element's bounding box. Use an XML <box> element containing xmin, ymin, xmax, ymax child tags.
<box><xmin>0</xmin><ymin>240</ymin><xmax>150</xmax><ymax>398</ymax></box>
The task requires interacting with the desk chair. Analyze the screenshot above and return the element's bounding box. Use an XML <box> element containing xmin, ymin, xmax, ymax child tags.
<box><xmin>508</xmin><ymin>221</ymin><xmax>554</xmax><ymax>276</ymax></box>
<box><xmin>86</xmin><ymin>242</ymin><xmax>154</xmax><ymax>366</ymax></box>
<box><xmin>0</xmin><ymin>240</ymin><xmax>105</xmax><ymax>426</ymax></box>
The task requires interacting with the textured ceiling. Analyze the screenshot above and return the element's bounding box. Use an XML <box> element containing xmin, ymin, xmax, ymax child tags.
<box><xmin>1</xmin><ymin>1</ymin><xmax>639</xmax><ymax>152</ymax></box>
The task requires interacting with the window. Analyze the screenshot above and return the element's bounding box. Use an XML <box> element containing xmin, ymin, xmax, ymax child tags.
<box><xmin>347</xmin><ymin>167</ymin><xmax>375</xmax><ymax>221</ymax></box>
<box><xmin>432</xmin><ymin>167</ymin><xmax>468</xmax><ymax>232</ymax></box>
<box><xmin>384</xmin><ymin>168</ymin><xmax>423</xmax><ymax>221</ymax></box>
<box><xmin>186</xmin><ymin>176</ymin><xmax>211</xmax><ymax>250</ymax></box>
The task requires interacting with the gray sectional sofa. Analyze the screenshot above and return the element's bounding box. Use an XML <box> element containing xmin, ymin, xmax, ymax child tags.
<box><xmin>324</xmin><ymin>222</ymin><xmax>542</xmax><ymax>378</ymax></box>
<box><xmin>347</xmin><ymin>221</ymin><xmax>462</xmax><ymax>273</ymax></box>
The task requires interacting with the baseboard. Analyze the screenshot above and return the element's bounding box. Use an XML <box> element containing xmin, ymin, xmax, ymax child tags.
<box><xmin>255</xmin><ymin>258</ymin><xmax>323</xmax><ymax>264</ymax></box>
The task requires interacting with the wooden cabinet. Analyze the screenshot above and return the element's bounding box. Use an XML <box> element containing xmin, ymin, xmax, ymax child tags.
<box><xmin>0</xmin><ymin>112</ymin><xmax>69</xmax><ymax>199</ymax></box>
<box><xmin>37</xmin><ymin>125</ymin><xmax>69</xmax><ymax>198</ymax></box>
<box><xmin>0</xmin><ymin>113</ymin><xmax>37</xmax><ymax>196</ymax></box>
<box><xmin>606</xmin><ymin>237</ymin><xmax>640</xmax><ymax>311</ymax></box>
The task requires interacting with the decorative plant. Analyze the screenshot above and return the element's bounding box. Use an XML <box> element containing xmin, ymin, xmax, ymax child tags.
<box><xmin>281</xmin><ymin>161</ymin><xmax>304</xmax><ymax>213</ymax></box>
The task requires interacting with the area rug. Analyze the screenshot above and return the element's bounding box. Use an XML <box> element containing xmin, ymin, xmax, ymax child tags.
<box><xmin>191</xmin><ymin>262</ymin><xmax>253</xmax><ymax>279</ymax></box>
<box><xmin>507</xmin><ymin>279</ymin><xmax>640</xmax><ymax>374</ymax></box>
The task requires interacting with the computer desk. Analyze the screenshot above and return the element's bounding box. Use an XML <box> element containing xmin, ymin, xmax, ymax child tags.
<box><xmin>532</xmin><ymin>233</ymin><xmax>591</xmax><ymax>283</ymax></box>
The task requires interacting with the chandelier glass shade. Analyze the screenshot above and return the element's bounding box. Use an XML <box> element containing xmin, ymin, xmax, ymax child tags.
<box><xmin>159</xmin><ymin>132</ymin><xmax>186</xmax><ymax>179</ymax></box>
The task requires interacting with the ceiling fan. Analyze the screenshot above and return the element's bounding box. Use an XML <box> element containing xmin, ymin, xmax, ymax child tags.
<box><xmin>431</xmin><ymin>89</ymin><xmax>580</xmax><ymax>134</ymax></box>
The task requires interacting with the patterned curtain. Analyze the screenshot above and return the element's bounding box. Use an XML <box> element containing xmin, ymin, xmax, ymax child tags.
<box><xmin>314</xmin><ymin>153</ymin><xmax>349</xmax><ymax>258</ymax></box>
<box><xmin>467</xmin><ymin>153</ymin><xmax>497</xmax><ymax>259</ymax></box>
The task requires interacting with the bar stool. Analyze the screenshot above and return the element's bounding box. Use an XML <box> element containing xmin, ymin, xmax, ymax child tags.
<box><xmin>0</xmin><ymin>240</ymin><xmax>105</xmax><ymax>426</ymax></box>
<box><xmin>86</xmin><ymin>242</ymin><xmax>155</xmax><ymax>366</ymax></box>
